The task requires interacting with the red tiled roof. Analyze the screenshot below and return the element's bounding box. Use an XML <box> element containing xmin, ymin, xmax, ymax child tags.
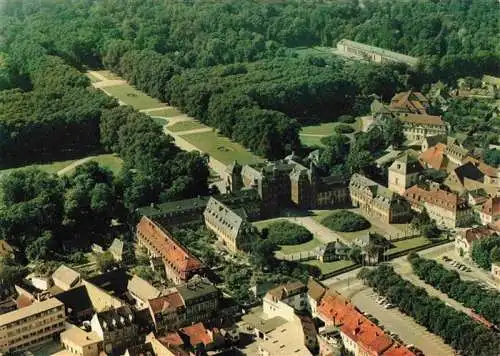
<box><xmin>137</xmin><ymin>217</ymin><xmax>203</xmax><ymax>273</ymax></box>
<box><xmin>157</xmin><ymin>332</ymin><xmax>184</xmax><ymax>347</ymax></box>
<box><xmin>390</xmin><ymin>91</ymin><xmax>428</xmax><ymax>114</ymax></box>
<box><xmin>419</xmin><ymin>143</ymin><xmax>447</xmax><ymax>170</ymax></box>
<box><xmin>317</xmin><ymin>292</ymin><xmax>355</xmax><ymax>325</ymax></box>
<box><xmin>149</xmin><ymin>291</ymin><xmax>184</xmax><ymax>314</ymax></box>
<box><xmin>180</xmin><ymin>322</ymin><xmax>213</xmax><ymax>346</ymax></box>
<box><xmin>399</xmin><ymin>113</ymin><xmax>445</xmax><ymax>126</ymax></box>
<box><xmin>383</xmin><ymin>343</ymin><xmax>416</xmax><ymax>356</ymax></box>
<box><xmin>404</xmin><ymin>185</ymin><xmax>467</xmax><ymax>213</ymax></box>
<box><xmin>482</xmin><ymin>197</ymin><xmax>500</xmax><ymax>217</ymax></box>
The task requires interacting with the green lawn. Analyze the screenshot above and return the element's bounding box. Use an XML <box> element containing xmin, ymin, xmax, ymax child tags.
<box><xmin>293</xmin><ymin>46</ymin><xmax>334</xmax><ymax>59</ymax></box>
<box><xmin>105</xmin><ymin>84</ymin><xmax>166</xmax><ymax>110</ymax></box>
<box><xmin>301</xmin><ymin>122</ymin><xmax>339</xmax><ymax>135</ymax></box>
<box><xmin>151</xmin><ymin>117</ymin><xmax>169</xmax><ymax>127</ymax></box>
<box><xmin>168</xmin><ymin>120</ymin><xmax>209</xmax><ymax>133</ymax></box>
<box><xmin>300</xmin><ymin>135</ymin><xmax>325</xmax><ymax>148</ymax></box>
<box><xmin>0</xmin><ymin>159</ymin><xmax>78</xmax><ymax>177</ymax></box>
<box><xmin>253</xmin><ymin>218</ymin><xmax>286</xmax><ymax>231</ymax></box>
<box><xmin>180</xmin><ymin>130</ymin><xmax>264</xmax><ymax>165</ymax></box>
<box><xmin>147</xmin><ymin>108</ymin><xmax>182</xmax><ymax>117</ymax></box>
<box><xmin>94</xmin><ymin>70</ymin><xmax>122</xmax><ymax>80</ymax></box>
<box><xmin>90</xmin><ymin>154</ymin><xmax>123</xmax><ymax>175</ymax></box>
<box><xmin>386</xmin><ymin>237</ymin><xmax>432</xmax><ymax>255</ymax></box>
<box><xmin>303</xmin><ymin>259</ymin><xmax>354</xmax><ymax>275</ymax></box>
<box><xmin>279</xmin><ymin>237</ymin><xmax>322</xmax><ymax>255</ymax></box>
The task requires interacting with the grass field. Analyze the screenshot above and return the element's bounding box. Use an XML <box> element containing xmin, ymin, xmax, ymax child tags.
<box><xmin>94</xmin><ymin>70</ymin><xmax>122</xmax><ymax>80</ymax></box>
<box><xmin>303</xmin><ymin>259</ymin><xmax>354</xmax><ymax>274</ymax></box>
<box><xmin>89</xmin><ymin>154</ymin><xmax>123</xmax><ymax>175</ymax></box>
<box><xmin>168</xmin><ymin>120</ymin><xmax>209</xmax><ymax>133</ymax></box>
<box><xmin>293</xmin><ymin>46</ymin><xmax>335</xmax><ymax>59</ymax></box>
<box><xmin>301</xmin><ymin>122</ymin><xmax>340</xmax><ymax>135</ymax></box>
<box><xmin>105</xmin><ymin>84</ymin><xmax>165</xmax><ymax>110</ymax></box>
<box><xmin>299</xmin><ymin>135</ymin><xmax>325</xmax><ymax>148</ymax></box>
<box><xmin>180</xmin><ymin>130</ymin><xmax>264</xmax><ymax>165</ymax></box>
<box><xmin>386</xmin><ymin>237</ymin><xmax>432</xmax><ymax>255</ymax></box>
<box><xmin>279</xmin><ymin>237</ymin><xmax>322</xmax><ymax>255</ymax></box>
<box><xmin>0</xmin><ymin>159</ymin><xmax>78</xmax><ymax>177</ymax></box>
<box><xmin>147</xmin><ymin>108</ymin><xmax>182</xmax><ymax>117</ymax></box>
<box><xmin>152</xmin><ymin>117</ymin><xmax>169</xmax><ymax>127</ymax></box>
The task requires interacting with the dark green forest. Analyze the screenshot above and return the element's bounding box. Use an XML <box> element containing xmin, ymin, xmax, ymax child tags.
<box><xmin>0</xmin><ymin>0</ymin><xmax>499</xmax><ymax>159</ymax></box>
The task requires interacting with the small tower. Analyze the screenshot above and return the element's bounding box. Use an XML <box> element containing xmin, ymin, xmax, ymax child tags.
<box><xmin>388</xmin><ymin>154</ymin><xmax>423</xmax><ymax>195</ymax></box>
<box><xmin>226</xmin><ymin>161</ymin><xmax>243</xmax><ymax>193</ymax></box>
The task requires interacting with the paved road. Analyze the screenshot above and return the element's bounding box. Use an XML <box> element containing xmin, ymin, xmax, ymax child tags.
<box><xmin>284</xmin><ymin>216</ymin><xmax>350</xmax><ymax>245</ymax></box>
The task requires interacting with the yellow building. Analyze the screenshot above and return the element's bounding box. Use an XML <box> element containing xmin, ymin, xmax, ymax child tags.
<box><xmin>0</xmin><ymin>298</ymin><xmax>66</xmax><ymax>354</ymax></box>
<box><xmin>59</xmin><ymin>327</ymin><xmax>102</xmax><ymax>356</ymax></box>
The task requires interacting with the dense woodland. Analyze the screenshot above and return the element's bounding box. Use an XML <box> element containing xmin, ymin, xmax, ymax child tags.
<box><xmin>0</xmin><ymin>0</ymin><xmax>499</xmax><ymax>159</ymax></box>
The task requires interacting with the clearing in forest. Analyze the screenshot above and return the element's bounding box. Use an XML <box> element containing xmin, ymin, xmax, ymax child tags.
<box><xmin>104</xmin><ymin>84</ymin><xmax>166</xmax><ymax>111</ymax></box>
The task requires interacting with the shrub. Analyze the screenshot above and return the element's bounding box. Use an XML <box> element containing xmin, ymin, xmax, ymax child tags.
<box><xmin>321</xmin><ymin>210</ymin><xmax>370</xmax><ymax>232</ymax></box>
<box><xmin>334</xmin><ymin>124</ymin><xmax>354</xmax><ymax>134</ymax></box>
<box><xmin>266</xmin><ymin>221</ymin><xmax>313</xmax><ymax>245</ymax></box>
<box><xmin>338</xmin><ymin>115</ymin><xmax>355</xmax><ymax>124</ymax></box>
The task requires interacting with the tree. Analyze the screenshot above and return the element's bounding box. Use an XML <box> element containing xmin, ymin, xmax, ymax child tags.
<box><xmin>321</xmin><ymin>210</ymin><xmax>371</xmax><ymax>232</ymax></box>
<box><xmin>471</xmin><ymin>235</ymin><xmax>500</xmax><ymax>270</ymax></box>
<box><xmin>383</xmin><ymin>118</ymin><xmax>405</xmax><ymax>148</ymax></box>
<box><xmin>265</xmin><ymin>221</ymin><xmax>313</xmax><ymax>245</ymax></box>
<box><xmin>347</xmin><ymin>148</ymin><xmax>374</xmax><ymax>174</ymax></box>
<box><xmin>484</xmin><ymin>149</ymin><xmax>500</xmax><ymax>167</ymax></box>
<box><xmin>26</xmin><ymin>231</ymin><xmax>55</xmax><ymax>261</ymax></box>
<box><xmin>96</xmin><ymin>251</ymin><xmax>116</xmax><ymax>272</ymax></box>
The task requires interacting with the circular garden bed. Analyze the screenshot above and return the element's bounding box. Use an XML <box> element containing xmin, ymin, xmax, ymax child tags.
<box><xmin>264</xmin><ymin>221</ymin><xmax>313</xmax><ymax>245</ymax></box>
<box><xmin>321</xmin><ymin>210</ymin><xmax>371</xmax><ymax>232</ymax></box>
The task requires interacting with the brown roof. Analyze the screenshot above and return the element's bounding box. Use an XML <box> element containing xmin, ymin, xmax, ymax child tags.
<box><xmin>399</xmin><ymin>113</ymin><xmax>445</xmax><ymax>126</ymax></box>
<box><xmin>419</xmin><ymin>143</ymin><xmax>447</xmax><ymax>170</ymax></box>
<box><xmin>266</xmin><ymin>281</ymin><xmax>306</xmax><ymax>301</ymax></box>
<box><xmin>137</xmin><ymin>217</ymin><xmax>203</xmax><ymax>274</ymax></box>
<box><xmin>482</xmin><ymin>197</ymin><xmax>500</xmax><ymax>217</ymax></box>
<box><xmin>463</xmin><ymin>156</ymin><xmax>497</xmax><ymax>178</ymax></box>
<box><xmin>390</xmin><ymin>91</ymin><xmax>428</xmax><ymax>114</ymax></box>
<box><xmin>180</xmin><ymin>323</ymin><xmax>214</xmax><ymax>346</ymax></box>
<box><xmin>157</xmin><ymin>332</ymin><xmax>184</xmax><ymax>347</ymax></box>
<box><xmin>462</xmin><ymin>227</ymin><xmax>498</xmax><ymax>244</ymax></box>
<box><xmin>149</xmin><ymin>292</ymin><xmax>184</xmax><ymax>314</ymax></box>
<box><xmin>307</xmin><ymin>277</ymin><xmax>327</xmax><ymax>303</ymax></box>
<box><xmin>404</xmin><ymin>185</ymin><xmax>467</xmax><ymax>213</ymax></box>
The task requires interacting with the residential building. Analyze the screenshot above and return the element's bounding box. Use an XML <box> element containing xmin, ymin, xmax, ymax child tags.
<box><xmin>123</xmin><ymin>342</ymin><xmax>155</xmax><ymax>356</ymax></box>
<box><xmin>148</xmin><ymin>291</ymin><xmax>185</xmax><ymax>332</ymax></box>
<box><xmin>353</xmin><ymin>233</ymin><xmax>391</xmax><ymax>265</ymax></box>
<box><xmin>136</xmin><ymin>216</ymin><xmax>205</xmax><ymax>284</ymax></box>
<box><xmin>263</xmin><ymin>281</ymin><xmax>308</xmax><ymax>321</ymax></box>
<box><xmin>90</xmin><ymin>305</ymin><xmax>138</xmax><ymax>354</ymax></box>
<box><xmin>467</xmin><ymin>188</ymin><xmax>489</xmax><ymax>206</ymax></box>
<box><xmin>349</xmin><ymin>173</ymin><xmax>411</xmax><ymax>224</ymax></box>
<box><xmin>306</xmin><ymin>278</ymin><xmax>327</xmax><ymax>318</ymax></box>
<box><xmin>59</xmin><ymin>327</ymin><xmax>102</xmax><ymax>356</ymax></box>
<box><xmin>55</xmin><ymin>285</ymin><xmax>94</xmax><ymax>324</ymax></box>
<box><xmin>398</xmin><ymin>113</ymin><xmax>447</xmax><ymax>142</ymax></box>
<box><xmin>316</xmin><ymin>240</ymin><xmax>350</xmax><ymax>263</ymax></box>
<box><xmin>455</xmin><ymin>227</ymin><xmax>498</xmax><ymax>258</ymax></box>
<box><xmin>176</xmin><ymin>276</ymin><xmax>220</xmax><ymax>326</ymax></box>
<box><xmin>52</xmin><ymin>265</ymin><xmax>81</xmax><ymax>292</ymax></box>
<box><xmin>421</xmin><ymin>135</ymin><xmax>447</xmax><ymax>152</ymax></box>
<box><xmin>444</xmin><ymin>161</ymin><xmax>485</xmax><ymax>194</ymax></box>
<box><xmin>203</xmin><ymin>197</ymin><xmax>254</xmax><ymax>253</ymax></box>
<box><xmin>0</xmin><ymin>298</ymin><xmax>65</xmax><ymax>354</ymax></box>
<box><xmin>388</xmin><ymin>154</ymin><xmax>423</xmax><ymax>195</ymax></box>
<box><xmin>480</xmin><ymin>197</ymin><xmax>500</xmax><ymax>226</ymax></box>
<box><xmin>178</xmin><ymin>322</ymin><xmax>225</xmax><ymax>352</ymax></box>
<box><xmin>445</xmin><ymin>138</ymin><xmax>470</xmax><ymax>165</ymax></box>
<box><xmin>127</xmin><ymin>275</ymin><xmax>161</xmax><ymax>310</ymax></box>
<box><xmin>404</xmin><ymin>184</ymin><xmax>472</xmax><ymax>228</ymax></box>
<box><xmin>336</xmin><ymin>39</ymin><xmax>419</xmax><ymax>67</ymax></box>
<box><xmin>389</xmin><ymin>91</ymin><xmax>430</xmax><ymax>115</ymax></box>
<box><xmin>257</xmin><ymin>318</ymin><xmax>314</xmax><ymax>356</ymax></box>
<box><xmin>419</xmin><ymin>143</ymin><xmax>448</xmax><ymax>170</ymax></box>
<box><xmin>317</xmin><ymin>326</ymin><xmax>342</xmax><ymax>356</ymax></box>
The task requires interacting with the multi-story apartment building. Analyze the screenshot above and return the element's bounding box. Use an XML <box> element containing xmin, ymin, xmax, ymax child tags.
<box><xmin>0</xmin><ymin>298</ymin><xmax>66</xmax><ymax>354</ymax></box>
<box><xmin>398</xmin><ymin>113</ymin><xmax>447</xmax><ymax>142</ymax></box>
<box><xmin>203</xmin><ymin>197</ymin><xmax>255</xmax><ymax>253</ymax></box>
<box><xmin>263</xmin><ymin>282</ymin><xmax>308</xmax><ymax>321</ymax></box>
<box><xmin>177</xmin><ymin>276</ymin><xmax>220</xmax><ymax>325</ymax></box>
<box><xmin>90</xmin><ymin>305</ymin><xmax>138</xmax><ymax>354</ymax></box>
<box><xmin>404</xmin><ymin>184</ymin><xmax>472</xmax><ymax>228</ymax></box>
<box><xmin>480</xmin><ymin>197</ymin><xmax>500</xmax><ymax>226</ymax></box>
<box><xmin>349</xmin><ymin>173</ymin><xmax>411</xmax><ymax>224</ymax></box>
<box><xmin>136</xmin><ymin>216</ymin><xmax>205</xmax><ymax>284</ymax></box>
<box><xmin>148</xmin><ymin>291</ymin><xmax>186</xmax><ymax>333</ymax></box>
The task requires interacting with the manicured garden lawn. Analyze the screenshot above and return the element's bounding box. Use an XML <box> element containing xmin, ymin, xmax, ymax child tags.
<box><xmin>168</xmin><ymin>120</ymin><xmax>209</xmax><ymax>132</ymax></box>
<box><xmin>386</xmin><ymin>237</ymin><xmax>432</xmax><ymax>255</ymax></box>
<box><xmin>105</xmin><ymin>84</ymin><xmax>165</xmax><ymax>110</ymax></box>
<box><xmin>303</xmin><ymin>259</ymin><xmax>354</xmax><ymax>274</ymax></box>
<box><xmin>299</xmin><ymin>135</ymin><xmax>325</xmax><ymax>148</ymax></box>
<box><xmin>151</xmin><ymin>117</ymin><xmax>169</xmax><ymax>127</ymax></box>
<box><xmin>148</xmin><ymin>107</ymin><xmax>182</xmax><ymax>117</ymax></box>
<box><xmin>0</xmin><ymin>159</ymin><xmax>78</xmax><ymax>177</ymax></box>
<box><xmin>90</xmin><ymin>154</ymin><xmax>123</xmax><ymax>175</ymax></box>
<box><xmin>180</xmin><ymin>130</ymin><xmax>264</xmax><ymax>165</ymax></box>
<box><xmin>301</xmin><ymin>122</ymin><xmax>339</xmax><ymax>135</ymax></box>
<box><xmin>95</xmin><ymin>70</ymin><xmax>122</xmax><ymax>80</ymax></box>
<box><xmin>279</xmin><ymin>237</ymin><xmax>322</xmax><ymax>255</ymax></box>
